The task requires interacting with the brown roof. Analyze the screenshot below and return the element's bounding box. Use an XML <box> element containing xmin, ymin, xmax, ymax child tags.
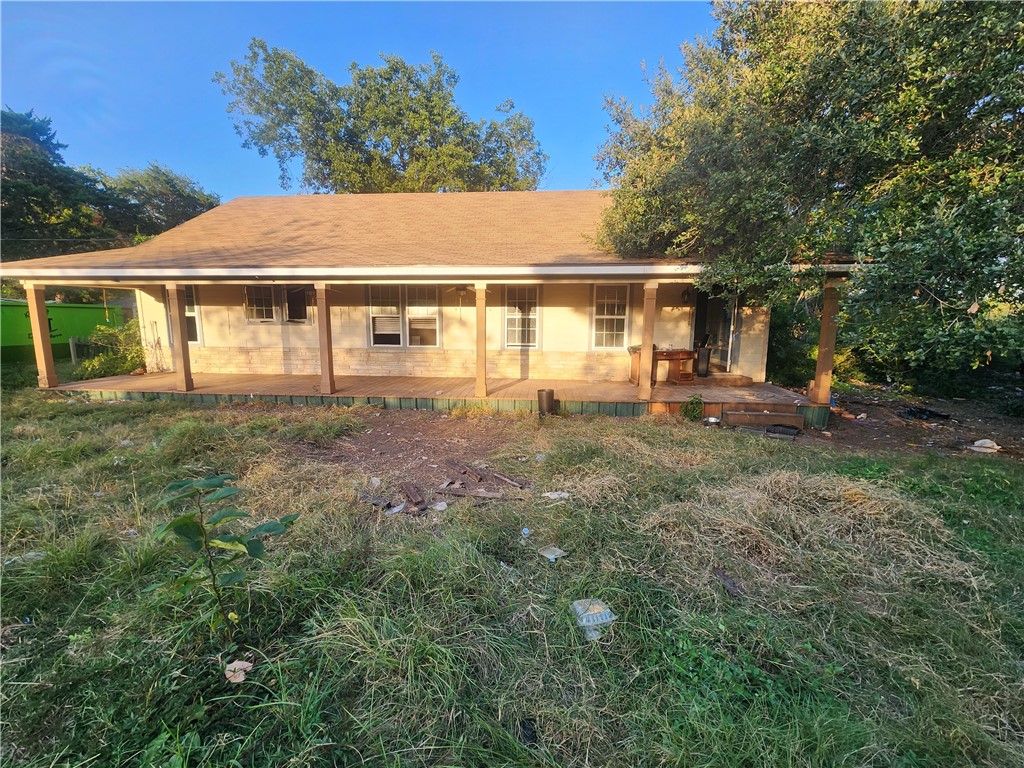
<box><xmin>5</xmin><ymin>191</ymin><xmax>637</xmax><ymax>275</ymax></box>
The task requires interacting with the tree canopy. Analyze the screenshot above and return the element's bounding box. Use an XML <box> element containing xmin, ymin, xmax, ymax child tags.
<box><xmin>1</xmin><ymin>109</ymin><xmax>220</xmax><ymax>263</ymax></box>
<box><xmin>215</xmin><ymin>40</ymin><xmax>548</xmax><ymax>193</ymax></box>
<box><xmin>89</xmin><ymin>163</ymin><xmax>222</xmax><ymax>236</ymax></box>
<box><xmin>598</xmin><ymin>1</ymin><xmax>1023</xmax><ymax>375</ymax></box>
<box><xmin>1</xmin><ymin>109</ymin><xmax>136</xmax><ymax>261</ymax></box>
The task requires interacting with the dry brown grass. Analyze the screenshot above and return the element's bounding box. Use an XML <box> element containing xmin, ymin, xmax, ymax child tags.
<box><xmin>636</xmin><ymin>470</ymin><xmax>981</xmax><ymax>602</ymax></box>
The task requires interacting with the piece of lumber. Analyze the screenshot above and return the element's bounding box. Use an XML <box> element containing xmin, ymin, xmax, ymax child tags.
<box><xmin>440</xmin><ymin>487</ymin><xmax>503</xmax><ymax>499</ymax></box>
<box><xmin>401</xmin><ymin>483</ymin><xmax>426</xmax><ymax>509</ymax></box>
<box><xmin>491</xmin><ymin>472</ymin><xmax>524</xmax><ymax>489</ymax></box>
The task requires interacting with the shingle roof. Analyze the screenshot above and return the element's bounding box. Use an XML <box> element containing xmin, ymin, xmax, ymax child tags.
<box><xmin>5</xmin><ymin>190</ymin><xmax>638</xmax><ymax>275</ymax></box>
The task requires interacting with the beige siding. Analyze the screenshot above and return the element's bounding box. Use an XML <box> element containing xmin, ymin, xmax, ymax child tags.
<box><xmin>732</xmin><ymin>303</ymin><xmax>771</xmax><ymax>383</ymax></box>
<box><xmin>134</xmin><ymin>280</ymin><xmax>734</xmax><ymax>383</ymax></box>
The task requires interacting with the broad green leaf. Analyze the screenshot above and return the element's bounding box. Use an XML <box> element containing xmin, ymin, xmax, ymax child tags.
<box><xmin>244</xmin><ymin>538</ymin><xmax>266</xmax><ymax>559</ymax></box>
<box><xmin>193</xmin><ymin>474</ymin><xmax>238</xmax><ymax>489</ymax></box>
<box><xmin>164</xmin><ymin>479</ymin><xmax>198</xmax><ymax>493</ymax></box>
<box><xmin>218</xmin><ymin>571</ymin><xmax>247</xmax><ymax>586</ymax></box>
<box><xmin>202</xmin><ymin>486</ymin><xmax>244</xmax><ymax>504</ymax></box>
<box><xmin>164</xmin><ymin>515</ymin><xmax>203</xmax><ymax>547</ymax></box>
<box><xmin>210</xmin><ymin>538</ymin><xmax>249</xmax><ymax>553</ymax></box>
<box><xmin>156</xmin><ymin>488</ymin><xmax>201</xmax><ymax>508</ymax></box>
<box><xmin>248</xmin><ymin>521</ymin><xmax>287</xmax><ymax>538</ymax></box>
<box><xmin>280</xmin><ymin>513</ymin><xmax>300</xmax><ymax>524</ymax></box>
<box><xmin>207</xmin><ymin>507</ymin><xmax>250</xmax><ymax>525</ymax></box>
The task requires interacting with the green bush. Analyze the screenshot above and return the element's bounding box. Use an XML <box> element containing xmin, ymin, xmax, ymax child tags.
<box><xmin>73</xmin><ymin>320</ymin><xmax>144</xmax><ymax>380</ymax></box>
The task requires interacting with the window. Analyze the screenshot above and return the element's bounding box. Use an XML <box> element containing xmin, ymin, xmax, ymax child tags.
<box><xmin>370</xmin><ymin>286</ymin><xmax>402</xmax><ymax>345</ymax></box>
<box><xmin>243</xmin><ymin>285</ymin><xmax>313</xmax><ymax>324</ymax></box>
<box><xmin>369</xmin><ymin>286</ymin><xmax>440</xmax><ymax>347</ymax></box>
<box><xmin>505</xmin><ymin>286</ymin><xmax>538</xmax><ymax>348</ymax></box>
<box><xmin>184</xmin><ymin>285</ymin><xmax>200</xmax><ymax>343</ymax></box>
<box><xmin>594</xmin><ymin>285</ymin><xmax>628</xmax><ymax>349</ymax></box>
<box><xmin>244</xmin><ymin>285</ymin><xmax>276</xmax><ymax>322</ymax></box>
<box><xmin>406</xmin><ymin>286</ymin><xmax>439</xmax><ymax>346</ymax></box>
<box><xmin>284</xmin><ymin>286</ymin><xmax>311</xmax><ymax>323</ymax></box>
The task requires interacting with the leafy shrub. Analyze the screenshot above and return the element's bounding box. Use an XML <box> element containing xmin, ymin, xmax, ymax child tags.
<box><xmin>680</xmin><ymin>394</ymin><xmax>704</xmax><ymax>421</ymax></box>
<box><xmin>73</xmin><ymin>319</ymin><xmax>144</xmax><ymax>379</ymax></box>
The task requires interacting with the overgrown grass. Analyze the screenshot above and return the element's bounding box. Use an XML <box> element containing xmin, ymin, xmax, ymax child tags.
<box><xmin>1</xmin><ymin>384</ymin><xmax>1022</xmax><ymax>767</ymax></box>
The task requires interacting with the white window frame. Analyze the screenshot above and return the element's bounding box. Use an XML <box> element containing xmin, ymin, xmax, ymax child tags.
<box><xmin>367</xmin><ymin>285</ymin><xmax>441</xmax><ymax>348</ymax></box>
<box><xmin>243</xmin><ymin>285</ymin><xmax>314</xmax><ymax>325</ymax></box>
<box><xmin>282</xmin><ymin>286</ymin><xmax>314</xmax><ymax>324</ymax></box>
<box><xmin>369</xmin><ymin>285</ymin><xmax>403</xmax><ymax>347</ymax></box>
<box><xmin>244</xmin><ymin>285</ymin><xmax>277</xmax><ymax>323</ymax></box>
<box><xmin>405</xmin><ymin>285</ymin><xmax>441</xmax><ymax>348</ymax></box>
<box><xmin>184</xmin><ymin>285</ymin><xmax>202</xmax><ymax>345</ymax></box>
<box><xmin>504</xmin><ymin>285</ymin><xmax>540</xmax><ymax>349</ymax></box>
<box><xmin>592</xmin><ymin>284</ymin><xmax>630</xmax><ymax>350</ymax></box>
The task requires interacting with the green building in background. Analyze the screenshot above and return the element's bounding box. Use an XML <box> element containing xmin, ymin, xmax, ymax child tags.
<box><xmin>1</xmin><ymin>298</ymin><xmax>125</xmax><ymax>362</ymax></box>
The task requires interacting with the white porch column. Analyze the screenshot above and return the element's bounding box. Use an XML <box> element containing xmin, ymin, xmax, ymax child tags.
<box><xmin>165</xmin><ymin>284</ymin><xmax>194</xmax><ymax>392</ymax></box>
<box><xmin>315</xmin><ymin>283</ymin><xmax>336</xmax><ymax>394</ymax></box>
<box><xmin>637</xmin><ymin>281</ymin><xmax>658</xmax><ymax>401</ymax></box>
<box><xmin>475</xmin><ymin>282</ymin><xmax>488</xmax><ymax>398</ymax></box>
<box><xmin>809</xmin><ymin>279</ymin><xmax>841</xmax><ymax>405</ymax></box>
<box><xmin>25</xmin><ymin>283</ymin><xmax>58</xmax><ymax>388</ymax></box>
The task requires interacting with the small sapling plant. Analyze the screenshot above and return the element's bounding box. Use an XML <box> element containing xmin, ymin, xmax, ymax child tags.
<box><xmin>155</xmin><ymin>474</ymin><xmax>298</xmax><ymax>641</ymax></box>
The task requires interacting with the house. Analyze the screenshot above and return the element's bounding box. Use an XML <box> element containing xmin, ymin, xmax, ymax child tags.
<box><xmin>1</xmin><ymin>191</ymin><xmax>847</xmax><ymax>425</ymax></box>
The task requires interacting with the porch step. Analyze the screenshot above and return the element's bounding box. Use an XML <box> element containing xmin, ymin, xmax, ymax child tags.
<box><xmin>717</xmin><ymin>401</ymin><xmax>800</xmax><ymax>414</ymax></box>
<box><xmin>694</xmin><ymin>374</ymin><xmax>754</xmax><ymax>386</ymax></box>
<box><xmin>721</xmin><ymin>411</ymin><xmax>805</xmax><ymax>429</ymax></box>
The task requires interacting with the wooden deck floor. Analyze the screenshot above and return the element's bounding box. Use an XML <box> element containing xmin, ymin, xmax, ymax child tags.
<box><xmin>54</xmin><ymin>371</ymin><xmax>809</xmax><ymax>407</ymax></box>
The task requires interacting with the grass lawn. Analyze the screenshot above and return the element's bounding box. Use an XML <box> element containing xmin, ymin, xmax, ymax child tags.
<box><xmin>1</xmin><ymin>380</ymin><xmax>1022</xmax><ymax>767</ymax></box>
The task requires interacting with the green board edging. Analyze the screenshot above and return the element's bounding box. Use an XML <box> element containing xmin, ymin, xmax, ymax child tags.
<box><xmin>54</xmin><ymin>386</ymin><xmax>651</xmax><ymax>418</ymax></box>
<box><xmin>797</xmin><ymin>405</ymin><xmax>830</xmax><ymax>429</ymax></box>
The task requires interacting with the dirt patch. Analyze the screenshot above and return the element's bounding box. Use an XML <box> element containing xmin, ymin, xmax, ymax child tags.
<box><xmin>291</xmin><ymin>408</ymin><xmax>526</xmax><ymax>489</ymax></box>
<box><xmin>796</xmin><ymin>388</ymin><xmax>1024</xmax><ymax>459</ymax></box>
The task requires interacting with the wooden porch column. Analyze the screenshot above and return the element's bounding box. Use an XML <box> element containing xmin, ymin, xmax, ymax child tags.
<box><xmin>26</xmin><ymin>283</ymin><xmax>58</xmax><ymax>388</ymax></box>
<box><xmin>315</xmin><ymin>283</ymin><xmax>335</xmax><ymax>394</ymax></box>
<box><xmin>475</xmin><ymin>282</ymin><xmax>488</xmax><ymax>398</ymax></box>
<box><xmin>809</xmin><ymin>279</ymin><xmax>841</xmax><ymax>405</ymax></box>
<box><xmin>166</xmin><ymin>285</ymin><xmax>194</xmax><ymax>392</ymax></box>
<box><xmin>637</xmin><ymin>281</ymin><xmax>659</xmax><ymax>401</ymax></box>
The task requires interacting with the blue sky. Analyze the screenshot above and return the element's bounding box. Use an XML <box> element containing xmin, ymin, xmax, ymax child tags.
<box><xmin>1</xmin><ymin>2</ymin><xmax>715</xmax><ymax>201</ymax></box>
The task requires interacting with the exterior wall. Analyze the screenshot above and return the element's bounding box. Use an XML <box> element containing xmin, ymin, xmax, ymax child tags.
<box><xmin>732</xmin><ymin>302</ymin><xmax>771</xmax><ymax>383</ymax></box>
<box><xmin>133</xmin><ymin>280</ymin><xmax>745</xmax><ymax>382</ymax></box>
<box><xmin>136</xmin><ymin>287</ymin><xmax>173</xmax><ymax>372</ymax></box>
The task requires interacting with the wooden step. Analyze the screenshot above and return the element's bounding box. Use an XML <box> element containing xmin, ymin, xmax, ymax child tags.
<box><xmin>697</xmin><ymin>374</ymin><xmax>755</xmax><ymax>386</ymax></box>
<box><xmin>721</xmin><ymin>411</ymin><xmax>805</xmax><ymax>429</ymax></box>
<box><xmin>717</xmin><ymin>401</ymin><xmax>800</xmax><ymax>414</ymax></box>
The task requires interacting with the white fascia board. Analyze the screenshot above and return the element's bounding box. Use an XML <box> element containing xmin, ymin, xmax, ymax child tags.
<box><xmin>1</xmin><ymin>264</ymin><xmax>704</xmax><ymax>280</ymax></box>
<box><xmin>2</xmin><ymin>261</ymin><xmax>855</xmax><ymax>282</ymax></box>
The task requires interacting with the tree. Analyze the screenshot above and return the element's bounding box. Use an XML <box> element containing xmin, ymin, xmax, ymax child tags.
<box><xmin>215</xmin><ymin>40</ymin><xmax>547</xmax><ymax>193</ymax></box>
<box><xmin>597</xmin><ymin>1</ymin><xmax>1023</xmax><ymax>377</ymax></box>
<box><xmin>1</xmin><ymin>109</ymin><xmax>220</xmax><ymax>304</ymax></box>
<box><xmin>1</xmin><ymin>109</ymin><xmax>136</xmax><ymax>261</ymax></box>
<box><xmin>90</xmin><ymin>163</ymin><xmax>220</xmax><ymax>235</ymax></box>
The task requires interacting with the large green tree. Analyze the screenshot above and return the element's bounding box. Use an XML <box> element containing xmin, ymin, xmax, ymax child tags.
<box><xmin>2</xmin><ymin>109</ymin><xmax>220</xmax><ymax>262</ymax></box>
<box><xmin>89</xmin><ymin>163</ymin><xmax>221</xmax><ymax>236</ymax></box>
<box><xmin>598</xmin><ymin>1</ymin><xmax>1023</xmax><ymax>376</ymax></box>
<box><xmin>215</xmin><ymin>40</ymin><xmax>548</xmax><ymax>193</ymax></box>
<box><xmin>1</xmin><ymin>109</ymin><xmax>136</xmax><ymax>261</ymax></box>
